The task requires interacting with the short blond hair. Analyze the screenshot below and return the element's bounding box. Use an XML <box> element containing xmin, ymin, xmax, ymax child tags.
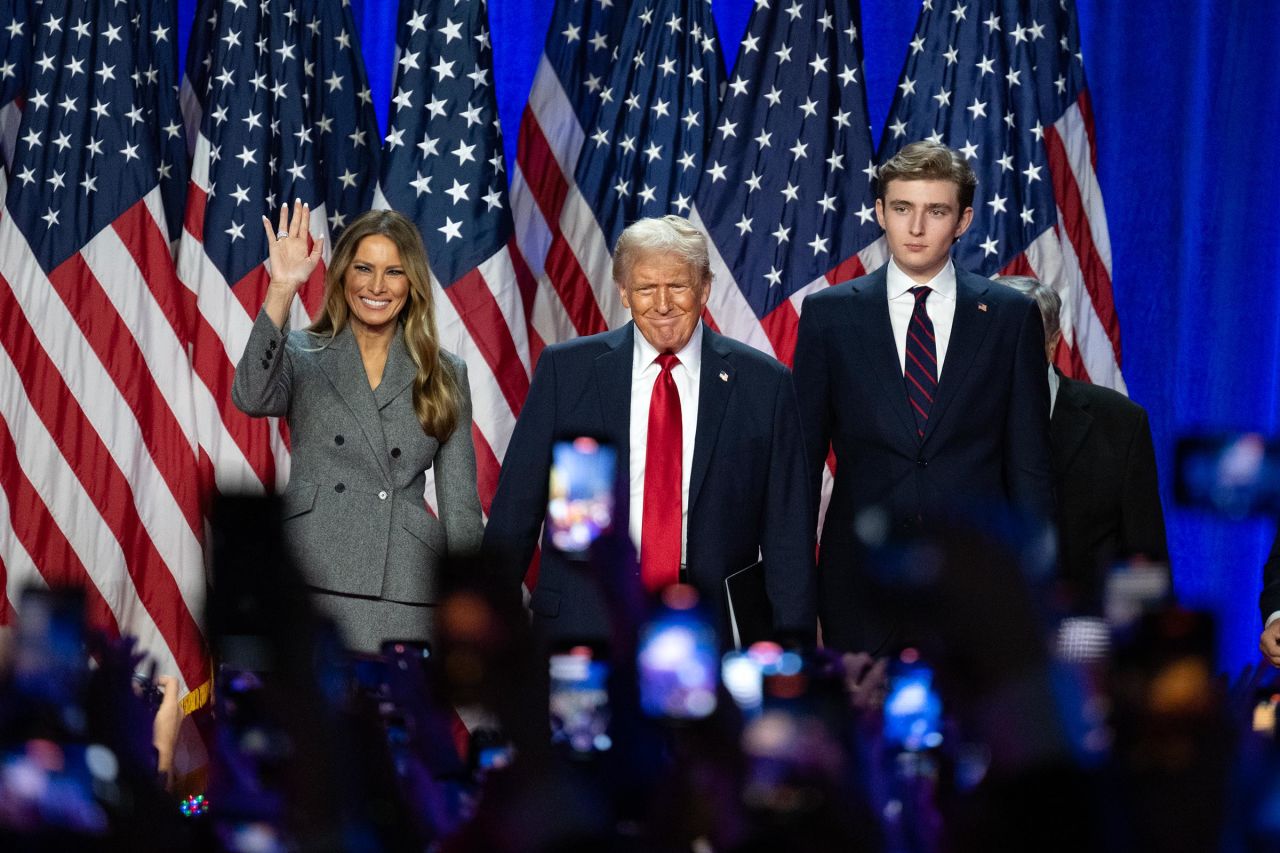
<box><xmin>612</xmin><ymin>215</ymin><xmax>711</xmax><ymax>286</ymax></box>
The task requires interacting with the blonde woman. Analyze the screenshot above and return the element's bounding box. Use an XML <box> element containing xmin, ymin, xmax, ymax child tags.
<box><xmin>233</xmin><ymin>201</ymin><xmax>482</xmax><ymax>652</ymax></box>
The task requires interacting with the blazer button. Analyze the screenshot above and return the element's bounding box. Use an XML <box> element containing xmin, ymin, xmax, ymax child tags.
<box><xmin>269</xmin><ymin>339</ymin><xmax>277</xmax><ymax>350</ymax></box>
<box><xmin>390</xmin><ymin>447</ymin><xmax>401</xmax><ymax>459</ymax></box>
<box><xmin>378</xmin><ymin>490</ymin><xmax>388</xmax><ymax>500</ymax></box>
<box><xmin>335</xmin><ymin>435</ymin><xmax>344</xmax><ymax>445</ymax></box>
<box><xmin>916</xmin><ymin>457</ymin><xmax>928</xmax><ymax>468</ymax></box>
<box><xmin>260</xmin><ymin>360</ymin><xmax>269</xmax><ymax>369</ymax></box>
<box><xmin>334</xmin><ymin>483</ymin><xmax>345</xmax><ymax>493</ymax></box>
<box><xmin>265</xmin><ymin>349</ymin><xmax>273</xmax><ymax>360</ymax></box>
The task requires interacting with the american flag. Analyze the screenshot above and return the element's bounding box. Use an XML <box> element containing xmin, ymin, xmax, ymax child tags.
<box><xmin>510</xmin><ymin>0</ymin><xmax>722</xmax><ymax>354</ymax></box>
<box><xmin>377</xmin><ymin>0</ymin><xmax>530</xmax><ymax>514</ymax></box>
<box><xmin>691</xmin><ymin>0</ymin><xmax>885</xmax><ymax>365</ymax></box>
<box><xmin>0</xmin><ymin>0</ymin><xmax>33</xmax><ymax>206</ymax></box>
<box><xmin>178</xmin><ymin>0</ymin><xmax>383</xmax><ymax>494</ymax></box>
<box><xmin>0</xmin><ymin>0</ymin><xmax>208</xmax><ymax>698</ymax></box>
<box><xmin>880</xmin><ymin>0</ymin><xmax>1122</xmax><ymax>389</ymax></box>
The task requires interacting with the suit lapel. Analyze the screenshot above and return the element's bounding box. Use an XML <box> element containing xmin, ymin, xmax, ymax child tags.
<box><xmin>319</xmin><ymin>326</ymin><xmax>391</xmax><ymax>477</ymax></box>
<box><xmin>849</xmin><ymin>271</ymin><xmax>917</xmax><ymax>443</ymax></box>
<box><xmin>688</xmin><ymin>330</ymin><xmax>732</xmax><ymax>511</ymax></box>
<box><xmin>922</xmin><ymin>272</ymin><xmax>992</xmax><ymax>445</ymax></box>
<box><xmin>593</xmin><ymin>324</ymin><xmax>634</xmax><ymax>478</ymax></box>
<box><xmin>373</xmin><ymin>323</ymin><xmax>415</xmax><ymax>412</ymax></box>
<box><xmin>1050</xmin><ymin>372</ymin><xmax>1093</xmax><ymax>475</ymax></box>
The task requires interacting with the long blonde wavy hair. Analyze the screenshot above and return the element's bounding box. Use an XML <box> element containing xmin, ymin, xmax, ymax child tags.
<box><xmin>309</xmin><ymin>210</ymin><xmax>460</xmax><ymax>441</ymax></box>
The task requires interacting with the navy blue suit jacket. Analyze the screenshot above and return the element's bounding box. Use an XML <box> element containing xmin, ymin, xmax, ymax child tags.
<box><xmin>793</xmin><ymin>265</ymin><xmax>1054</xmax><ymax>652</ymax></box>
<box><xmin>483</xmin><ymin>323</ymin><xmax>816</xmax><ymax>645</ymax></box>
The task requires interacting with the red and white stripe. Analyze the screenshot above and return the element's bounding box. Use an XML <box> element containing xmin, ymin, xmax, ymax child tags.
<box><xmin>177</xmin><ymin>132</ymin><xmax>329</xmax><ymax>496</ymax></box>
<box><xmin>0</xmin><ymin>189</ymin><xmax>209</xmax><ymax>696</ymax></box>
<box><xmin>511</xmin><ymin>56</ymin><xmax>630</xmax><ymax>356</ymax></box>
<box><xmin>428</xmin><ymin>244</ymin><xmax>532</xmax><ymax>515</ymax></box>
<box><xmin>1043</xmin><ymin>91</ymin><xmax>1123</xmax><ymax>392</ymax></box>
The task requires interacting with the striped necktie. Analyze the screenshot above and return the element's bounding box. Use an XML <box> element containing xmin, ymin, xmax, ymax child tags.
<box><xmin>904</xmin><ymin>286</ymin><xmax>938</xmax><ymax>440</ymax></box>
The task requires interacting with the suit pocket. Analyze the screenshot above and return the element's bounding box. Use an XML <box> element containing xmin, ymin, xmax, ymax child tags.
<box><xmin>402</xmin><ymin>507</ymin><xmax>446</xmax><ymax>557</ymax></box>
<box><xmin>529</xmin><ymin>587</ymin><xmax>560</xmax><ymax>618</ymax></box>
<box><xmin>281</xmin><ymin>482</ymin><xmax>318</xmax><ymax>520</ymax></box>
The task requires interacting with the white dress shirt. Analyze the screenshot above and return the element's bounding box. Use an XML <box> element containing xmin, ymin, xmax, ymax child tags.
<box><xmin>628</xmin><ymin>322</ymin><xmax>702</xmax><ymax>563</ymax></box>
<box><xmin>1048</xmin><ymin>364</ymin><xmax>1060</xmax><ymax>416</ymax></box>
<box><xmin>886</xmin><ymin>257</ymin><xmax>958</xmax><ymax>377</ymax></box>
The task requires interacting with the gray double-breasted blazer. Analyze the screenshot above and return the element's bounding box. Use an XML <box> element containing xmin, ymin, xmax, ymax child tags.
<box><xmin>232</xmin><ymin>309</ymin><xmax>483</xmax><ymax>606</ymax></box>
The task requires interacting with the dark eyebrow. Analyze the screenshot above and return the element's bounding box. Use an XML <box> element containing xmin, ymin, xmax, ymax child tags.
<box><xmin>887</xmin><ymin>200</ymin><xmax>954</xmax><ymax>213</ymax></box>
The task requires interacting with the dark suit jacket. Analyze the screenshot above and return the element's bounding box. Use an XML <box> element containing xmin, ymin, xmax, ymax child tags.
<box><xmin>793</xmin><ymin>265</ymin><xmax>1054</xmax><ymax>652</ymax></box>
<box><xmin>482</xmin><ymin>323</ymin><xmax>816</xmax><ymax>644</ymax></box>
<box><xmin>1051</xmin><ymin>370</ymin><xmax>1169</xmax><ymax>612</ymax></box>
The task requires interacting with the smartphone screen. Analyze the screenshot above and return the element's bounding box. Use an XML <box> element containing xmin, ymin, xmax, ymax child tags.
<box><xmin>350</xmin><ymin>653</ymin><xmax>391</xmax><ymax>700</ymax></box>
<box><xmin>470</xmin><ymin>728</ymin><xmax>516</xmax><ymax>774</ymax></box>
<box><xmin>549</xmin><ymin>645</ymin><xmax>612</xmax><ymax>755</ymax></box>
<box><xmin>0</xmin><ymin>741</ymin><xmax>107</xmax><ymax>834</ymax></box>
<box><xmin>721</xmin><ymin>650</ymin><xmax>765</xmax><ymax>713</ymax></box>
<box><xmin>1174</xmin><ymin>433</ymin><xmax>1280</xmax><ymax>517</ymax></box>
<box><xmin>546</xmin><ymin>437</ymin><xmax>617</xmax><ymax>556</ymax></box>
<box><xmin>12</xmin><ymin>587</ymin><xmax>87</xmax><ymax>714</ymax></box>
<box><xmin>883</xmin><ymin>653</ymin><xmax>943</xmax><ymax>751</ymax></box>
<box><xmin>637</xmin><ymin>591</ymin><xmax>718</xmax><ymax>720</ymax></box>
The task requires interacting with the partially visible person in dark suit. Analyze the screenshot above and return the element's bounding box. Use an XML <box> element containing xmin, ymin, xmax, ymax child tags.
<box><xmin>792</xmin><ymin>141</ymin><xmax>1054</xmax><ymax>653</ymax></box>
<box><xmin>1259</xmin><ymin>533</ymin><xmax>1280</xmax><ymax>665</ymax></box>
<box><xmin>996</xmin><ymin>275</ymin><xmax>1169</xmax><ymax>613</ymax></box>
<box><xmin>233</xmin><ymin>204</ymin><xmax>483</xmax><ymax>652</ymax></box>
<box><xmin>483</xmin><ymin>215</ymin><xmax>815</xmax><ymax>646</ymax></box>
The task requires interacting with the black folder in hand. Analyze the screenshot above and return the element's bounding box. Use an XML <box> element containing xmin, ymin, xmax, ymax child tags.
<box><xmin>724</xmin><ymin>560</ymin><xmax>771</xmax><ymax>649</ymax></box>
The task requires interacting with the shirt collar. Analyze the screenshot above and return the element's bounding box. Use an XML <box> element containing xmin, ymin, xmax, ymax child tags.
<box><xmin>886</xmin><ymin>257</ymin><xmax>958</xmax><ymax>301</ymax></box>
<box><xmin>632</xmin><ymin>320</ymin><xmax>704</xmax><ymax>375</ymax></box>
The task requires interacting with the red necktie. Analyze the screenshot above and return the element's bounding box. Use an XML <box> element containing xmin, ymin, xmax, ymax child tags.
<box><xmin>640</xmin><ymin>353</ymin><xmax>682</xmax><ymax>592</ymax></box>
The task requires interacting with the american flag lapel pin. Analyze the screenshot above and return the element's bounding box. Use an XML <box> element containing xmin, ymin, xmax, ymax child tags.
<box><xmin>719</xmin><ymin>370</ymin><xmax>729</xmax><ymax>382</ymax></box>
<box><xmin>977</xmin><ymin>302</ymin><xmax>988</xmax><ymax>312</ymax></box>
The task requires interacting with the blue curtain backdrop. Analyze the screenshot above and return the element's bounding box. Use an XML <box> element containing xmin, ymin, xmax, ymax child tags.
<box><xmin>176</xmin><ymin>0</ymin><xmax>1280</xmax><ymax>671</ymax></box>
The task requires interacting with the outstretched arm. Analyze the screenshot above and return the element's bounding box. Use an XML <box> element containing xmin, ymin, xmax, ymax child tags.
<box><xmin>231</xmin><ymin>201</ymin><xmax>323</xmax><ymax>417</ymax></box>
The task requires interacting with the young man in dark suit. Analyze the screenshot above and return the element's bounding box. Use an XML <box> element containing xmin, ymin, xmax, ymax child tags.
<box><xmin>997</xmin><ymin>275</ymin><xmax>1169</xmax><ymax>613</ymax></box>
<box><xmin>484</xmin><ymin>215</ymin><xmax>816</xmax><ymax>647</ymax></box>
<box><xmin>793</xmin><ymin>141</ymin><xmax>1054</xmax><ymax>653</ymax></box>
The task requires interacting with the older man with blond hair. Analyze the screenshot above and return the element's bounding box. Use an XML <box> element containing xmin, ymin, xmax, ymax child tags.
<box><xmin>485</xmin><ymin>215</ymin><xmax>815</xmax><ymax>646</ymax></box>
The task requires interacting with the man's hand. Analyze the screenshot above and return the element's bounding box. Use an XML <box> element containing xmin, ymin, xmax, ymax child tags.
<box><xmin>1261</xmin><ymin>621</ymin><xmax>1280</xmax><ymax>668</ymax></box>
